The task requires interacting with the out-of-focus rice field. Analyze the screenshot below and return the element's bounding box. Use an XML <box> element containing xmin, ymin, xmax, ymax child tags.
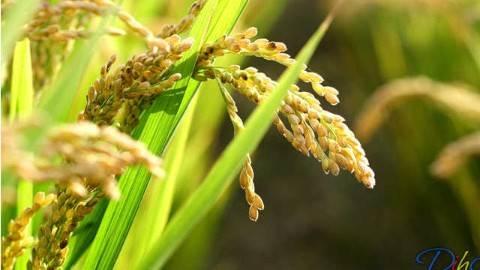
<box><xmin>200</xmin><ymin>0</ymin><xmax>480</xmax><ymax>269</ymax></box>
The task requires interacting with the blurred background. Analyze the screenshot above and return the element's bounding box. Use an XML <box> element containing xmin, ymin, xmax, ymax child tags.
<box><xmin>164</xmin><ymin>0</ymin><xmax>480</xmax><ymax>269</ymax></box>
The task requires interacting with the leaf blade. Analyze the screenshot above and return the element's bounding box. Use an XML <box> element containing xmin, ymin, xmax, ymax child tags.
<box><xmin>115</xmin><ymin>95</ymin><xmax>198</xmax><ymax>269</ymax></box>
<box><xmin>9</xmin><ymin>38</ymin><xmax>35</xmax><ymax>270</ymax></box>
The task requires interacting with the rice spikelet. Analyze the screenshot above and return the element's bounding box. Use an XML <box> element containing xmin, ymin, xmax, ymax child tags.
<box><xmin>157</xmin><ymin>0</ymin><xmax>206</xmax><ymax>38</ymax></box>
<box><xmin>79</xmin><ymin>35</ymin><xmax>193</xmax><ymax>132</ymax></box>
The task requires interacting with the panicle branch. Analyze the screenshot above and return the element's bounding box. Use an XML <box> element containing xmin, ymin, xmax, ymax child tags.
<box><xmin>31</xmin><ymin>188</ymin><xmax>98</xmax><ymax>269</ymax></box>
<box><xmin>196</xmin><ymin>27</ymin><xmax>340</xmax><ymax>105</ymax></box>
<box><xmin>79</xmin><ymin>35</ymin><xmax>193</xmax><ymax>132</ymax></box>
<box><xmin>217</xmin><ymin>80</ymin><xmax>264</xmax><ymax>221</ymax></box>
<box><xmin>157</xmin><ymin>0</ymin><xmax>207</xmax><ymax>38</ymax></box>
<box><xmin>1</xmin><ymin>192</ymin><xmax>56</xmax><ymax>270</ymax></box>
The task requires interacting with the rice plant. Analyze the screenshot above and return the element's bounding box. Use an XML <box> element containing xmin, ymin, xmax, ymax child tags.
<box><xmin>1</xmin><ymin>0</ymin><xmax>378</xmax><ymax>269</ymax></box>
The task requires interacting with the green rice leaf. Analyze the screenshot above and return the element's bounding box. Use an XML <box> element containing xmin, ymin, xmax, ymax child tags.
<box><xmin>139</xmin><ymin>14</ymin><xmax>334</xmax><ymax>270</ymax></box>
<box><xmin>115</xmin><ymin>95</ymin><xmax>198</xmax><ymax>269</ymax></box>
<box><xmin>9</xmin><ymin>38</ymin><xmax>34</xmax><ymax>270</ymax></box>
<box><xmin>9</xmin><ymin>39</ymin><xmax>34</xmax><ymax>121</ymax></box>
<box><xmin>143</xmin><ymin>95</ymin><xmax>198</xmax><ymax>245</ymax></box>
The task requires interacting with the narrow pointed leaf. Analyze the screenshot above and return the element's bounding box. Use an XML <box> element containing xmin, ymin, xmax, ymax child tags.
<box><xmin>116</xmin><ymin>96</ymin><xmax>198</xmax><ymax>269</ymax></box>
<box><xmin>9</xmin><ymin>38</ymin><xmax>34</xmax><ymax>270</ymax></box>
<box><xmin>9</xmin><ymin>39</ymin><xmax>34</xmax><ymax>120</ymax></box>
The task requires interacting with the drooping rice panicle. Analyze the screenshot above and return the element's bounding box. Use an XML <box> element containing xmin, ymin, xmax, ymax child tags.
<box><xmin>431</xmin><ymin>132</ymin><xmax>480</xmax><ymax>179</ymax></box>
<box><xmin>2</xmin><ymin>2</ymin><xmax>376</xmax><ymax>267</ymax></box>
<box><xmin>191</xmin><ymin>27</ymin><xmax>375</xmax><ymax>221</ymax></box>
<box><xmin>354</xmin><ymin>77</ymin><xmax>480</xmax><ymax>141</ymax></box>
<box><xmin>216</xmin><ymin>79</ymin><xmax>264</xmax><ymax>221</ymax></box>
